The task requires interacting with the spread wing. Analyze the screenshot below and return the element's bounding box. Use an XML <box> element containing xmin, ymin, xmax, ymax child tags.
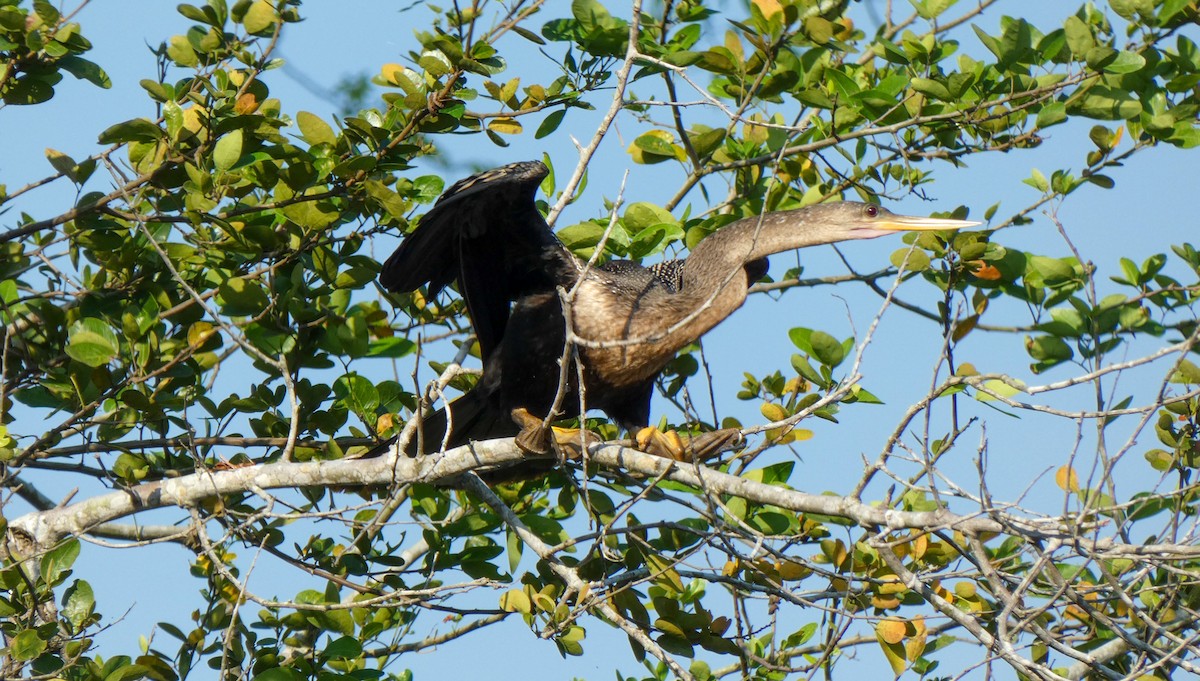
<box><xmin>380</xmin><ymin>160</ymin><xmax>576</xmax><ymax>359</ymax></box>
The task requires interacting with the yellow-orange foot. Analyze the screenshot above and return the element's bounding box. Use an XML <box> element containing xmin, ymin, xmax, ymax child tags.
<box><xmin>510</xmin><ymin>408</ymin><xmax>601</xmax><ymax>460</ymax></box>
<box><xmin>634</xmin><ymin>427</ymin><xmax>744</xmax><ymax>462</ymax></box>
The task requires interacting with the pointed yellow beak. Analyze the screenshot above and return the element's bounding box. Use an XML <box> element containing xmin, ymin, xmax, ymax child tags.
<box><xmin>874</xmin><ymin>215</ymin><xmax>981</xmax><ymax>231</ymax></box>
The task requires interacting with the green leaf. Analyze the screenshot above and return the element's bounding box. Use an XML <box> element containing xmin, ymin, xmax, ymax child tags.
<box><xmin>66</xmin><ymin>318</ymin><xmax>120</xmax><ymax>367</ymax></box>
<box><xmin>45</xmin><ymin>148</ymin><xmax>77</xmax><ymax>176</ymax></box>
<box><xmin>1028</xmin><ymin>255</ymin><xmax>1075</xmax><ymax>284</ymax></box>
<box><xmin>40</xmin><ymin>538</ymin><xmax>81</xmax><ymax>585</ymax></box>
<box><xmin>1072</xmin><ymin>85</ymin><xmax>1143</xmax><ymax>121</ymax></box>
<box><xmin>167</xmin><ymin>34</ymin><xmax>198</xmax><ymax>66</ymax></box>
<box><xmin>1103</xmin><ymin>51</ymin><xmax>1146</xmax><ymax>74</ymax></box>
<box><xmin>1170</xmin><ymin>359</ymin><xmax>1200</xmax><ymax>385</ymax></box>
<box><xmin>243</xmin><ymin>0</ymin><xmax>276</xmax><ymax>33</ymax></box>
<box><xmin>624</xmin><ymin>202</ymin><xmax>677</xmax><ymax>231</ymax></box>
<box><xmin>1025</xmin><ymin>335</ymin><xmax>1074</xmax><ymax>362</ymax></box>
<box><xmin>803</xmin><ymin>16</ymin><xmax>833</xmax><ymax>43</ymax></box>
<box><xmin>218</xmin><ymin>277</ymin><xmax>270</xmax><ymax>316</ymax></box>
<box><xmin>113</xmin><ymin>452</ymin><xmax>150</xmax><ymax>481</ymax></box>
<box><xmin>214</xmin><ymin>129</ymin><xmax>244</xmax><ymax>171</ymax></box>
<box><xmin>1063</xmin><ymin>16</ymin><xmax>1094</xmax><ymax>57</ymax></box>
<box><xmin>297</xmin><ymin>111</ymin><xmax>336</xmax><ymax>146</ymax></box>
<box><xmin>1036</xmin><ymin>102</ymin><xmax>1067</xmax><ymax>128</ymax></box>
<box><xmin>629</xmin><ymin>130</ymin><xmax>684</xmax><ymax>164</ymax></box>
<box><xmin>282</xmin><ymin>196</ymin><xmax>341</xmax><ymax>230</ymax></box>
<box><xmin>97</xmin><ymin>118</ymin><xmax>163</xmax><ymax>144</ymax></box>
<box><xmin>1144</xmin><ymin>448</ymin><xmax>1174</xmax><ymax>471</ymax></box>
<box><xmin>62</xmin><ymin>579</ymin><xmax>96</xmax><ymax>630</ymax></box>
<box><xmin>916</xmin><ymin>0</ymin><xmax>959</xmax><ymax>18</ymax></box>
<box><xmin>809</xmin><ymin>331</ymin><xmax>845</xmax><ymax>368</ymax></box>
<box><xmin>322</xmin><ymin>635</ymin><xmax>363</xmax><ymax>659</ymax></box>
<box><xmin>687</xmin><ymin>127</ymin><xmax>726</xmax><ymax>159</ymax></box>
<box><xmin>910</xmin><ymin>77</ymin><xmax>952</xmax><ymax>101</ymax></box>
<box><xmin>10</xmin><ymin>629</ymin><xmax>46</xmax><ymax>661</ymax></box>
<box><xmin>1024</xmin><ymin>168</ymin><xmax>1049</xmax><ymax>192</ymax></box>
<box><xmin>535</xmin><ymin>109</ymin><xmax>565</xmax><ymax>139</ymax></box>
<box><xmin>251</xmin><ymin>669</ymin><xmax>305</xmax><ymax>681</ymax></box>
<box><xmin>572</xmin><ymin>0</ymin><xmax>614</xmax><ymax>30</ymax></box>
<box><xmin>890</xmin><ymin>247</ymin><xmax>931</xmax><ymax>272</ymax></box>
<box><xmin>58</xmin><ymin>56</ymin><xmax>112</xmax><ymax>88</ymax></box>
<box><xmin>418</xmin><ymin>49</ymin><xmax>453</xmax><ymax>77</ymax></box>
<box><xmin>367</xmin><ymin>337</ymin><xmax>415</xmax><ymax>358</ymax></box>
<box><xmin>335</xmin><ymin>373</ymin><xmax>380</xmax><ymax>416</ymax></box>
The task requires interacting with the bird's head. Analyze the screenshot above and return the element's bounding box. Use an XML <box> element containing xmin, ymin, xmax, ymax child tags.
<box><xmin>804</xmin><ymin>201</ymin><xmax>981</xmax><ymax>240</ymax></box>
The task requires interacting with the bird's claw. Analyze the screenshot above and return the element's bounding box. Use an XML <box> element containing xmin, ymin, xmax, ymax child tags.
<box><xmin>511</xmin><ymin>408</ymin><xmax>601</xmax><ymax>460</ymax></box>
<box><xmin>634</xmin><ymin>426</ymin><xmax>744</xmax><ymax>462</ymax></box>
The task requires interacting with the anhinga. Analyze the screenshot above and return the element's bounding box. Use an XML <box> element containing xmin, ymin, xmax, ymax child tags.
<box><xmin>380</xmin><ymin>160</ymin><xmax>976</xmax><ymax>459</ymax></box>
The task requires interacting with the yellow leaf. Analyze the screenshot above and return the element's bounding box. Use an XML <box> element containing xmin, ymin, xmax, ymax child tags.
<box><xmin>876</xmin><ymin>618</ymin><xmax>907</xmax><ymax>645</ymax></box>
<box><xmin>954</xmin><ymin>581</ymin><xmax>977</xmax><ymax>599</ymax></box>
<box><xmin>533</xmin><ymin>592</ymin><xmax>556</xmax><ymax>612</ymax></box>
<box><xmin>776</xmin><ymin>560</ymin><xmax>810</xmax><ymax>581</ymax></box>
<box><xmin>243</xmin><ymin>0</ymin><xmax>276</xmax><ymax>34</ymax></box>
<box><xmin>820</xmin><ymin>539</ymin><xmax>848</xmax><ymax>567</ymax></box>
<box><xmin>872</xmin><ymin>594</ymin><xmax>901</xmax><ymax>609</ymax></box>
<box><xmin>628</xmin><ymin>129</ymin><xmax>685</xmax><ymax>164</ymax></box>
<box><xmin>951</xmin><ymin>314</ymin><xmax>978</xmax><ymax>341</ymax></box>
<box><xmin>181</xmin><ymin>106</ymin><xmax>205</xmax><ymax>135</ymax></box>
<box><xmin>375</xmin><ymin>412</ymin><xmax>394</xmax><ymax>436</ymax></box>
<box><xmin>499</xmin><ymin>77</ymin><xmax>520</xmax><ymax>103</ymax></box>
<box><xmin>905</xmin><ymin>617</ymin><xmax>928</xmax><ymax>660</ymax></box>
<box><xmin>499</xmin><ymin>589</ymin><xmax>531</xmax><ymax>613</ymax></box>
<box><xmin>760</xmin><ymin>402</ymin><xmax>788</xmax><ymax>422</ymax></box>
<box><xmin>187</xmin><ymin>321</ymin><xmax>216</xmax><ymax>347</ymax></box>
<box><xmin>910</xmin><ymin>531</ymin><xmax>928</xmax><ymax>560</ymax></box>
<box><xmin>974</xmin><ymin>378</ymin><xmax>1025</xmax><ymax>402</ymax></box>
<box><xmin>1055</xmin><ymin>465</ymin><xmax>1080</xmax><ymax>492</ymax></box>
<box><xmin>723</xmin><ymin>30</ymin><xmax>744</xmax><ymax>63</ymax></box>
<box><xmin>782</xmin><ymin>376</ymin><xmax>807</xmax><ymax>393</ymax></box>
<box><xmin>877</xmin><ymin>635</ymin><xmax>907</xmax><ymax>676</ymax></box>
<box><xmin>235</xmin><ymin>92</ymin><xmax>259</xmax><ymax>115</ymax></box>
<box><xmin>751</xmin><ymin>0</ymin><xmax>783</xmax><ymax>19</ymax></box>
<box><xmin>487</xmin><ymin>118</ymin><xmax>524</xmax><ymax>135</ymax></box>
<box><xmin>380</xmin><ymin>63</ymin><xmax>405</xmax><ymax>84</ymax></box>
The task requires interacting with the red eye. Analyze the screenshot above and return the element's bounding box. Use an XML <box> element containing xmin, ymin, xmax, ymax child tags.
<box><xmin>865</xmin><ymin>204</ymin><xmax>879</xmax><ymax>218</ymax></box>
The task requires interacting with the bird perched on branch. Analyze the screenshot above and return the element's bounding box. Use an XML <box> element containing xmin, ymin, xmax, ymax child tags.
<box><xmin>379</xmin><ymin>160</ymin><xmax>975</xmax><ymax>460</ymax></box>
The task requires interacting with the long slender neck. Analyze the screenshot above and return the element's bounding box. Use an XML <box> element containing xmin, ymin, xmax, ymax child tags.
<box><xmin>573</xmin><ymin>207</ymin><xmax>858</xmax><ymax>385</ymax></box>
<box><xmin>663</xmin><ymin>208</ymin><xmax>852</xmax><ymax>348</ymax></box>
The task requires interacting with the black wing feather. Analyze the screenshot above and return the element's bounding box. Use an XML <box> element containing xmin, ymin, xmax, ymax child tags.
<box><xmin>379</xmin><ymin>160</ymin><xmax>573</xmax><ymax>359</ymax></box>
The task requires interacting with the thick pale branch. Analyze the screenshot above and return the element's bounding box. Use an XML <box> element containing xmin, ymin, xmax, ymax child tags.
<box><xmin>13</xmin><ymin>439</ymin><xmax>1200</xmax><ymax>565</ymax></box>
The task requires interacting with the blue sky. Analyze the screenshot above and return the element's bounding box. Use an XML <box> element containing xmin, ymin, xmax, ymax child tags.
<box><xmin>4</xmin><ymin>1</ymin><xmax>1198</xmax><ymax>678</ymax></box>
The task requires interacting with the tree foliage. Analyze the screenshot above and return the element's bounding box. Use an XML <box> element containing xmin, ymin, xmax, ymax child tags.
<box><xmin>2</xmin><ymin>0</ymin><xmax>1200</xmax><ymax>679</ymax></box>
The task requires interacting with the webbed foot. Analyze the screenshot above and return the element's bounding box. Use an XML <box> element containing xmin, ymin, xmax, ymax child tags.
<box><xmin>510</xmin><ymin>408</ymin><xmax>601</xmax><ymax>460</ymax></box>
<box><xmin>634</xmin><ymin>426</ymin><xmax>744</xmax><ymax>462</ymax></box>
